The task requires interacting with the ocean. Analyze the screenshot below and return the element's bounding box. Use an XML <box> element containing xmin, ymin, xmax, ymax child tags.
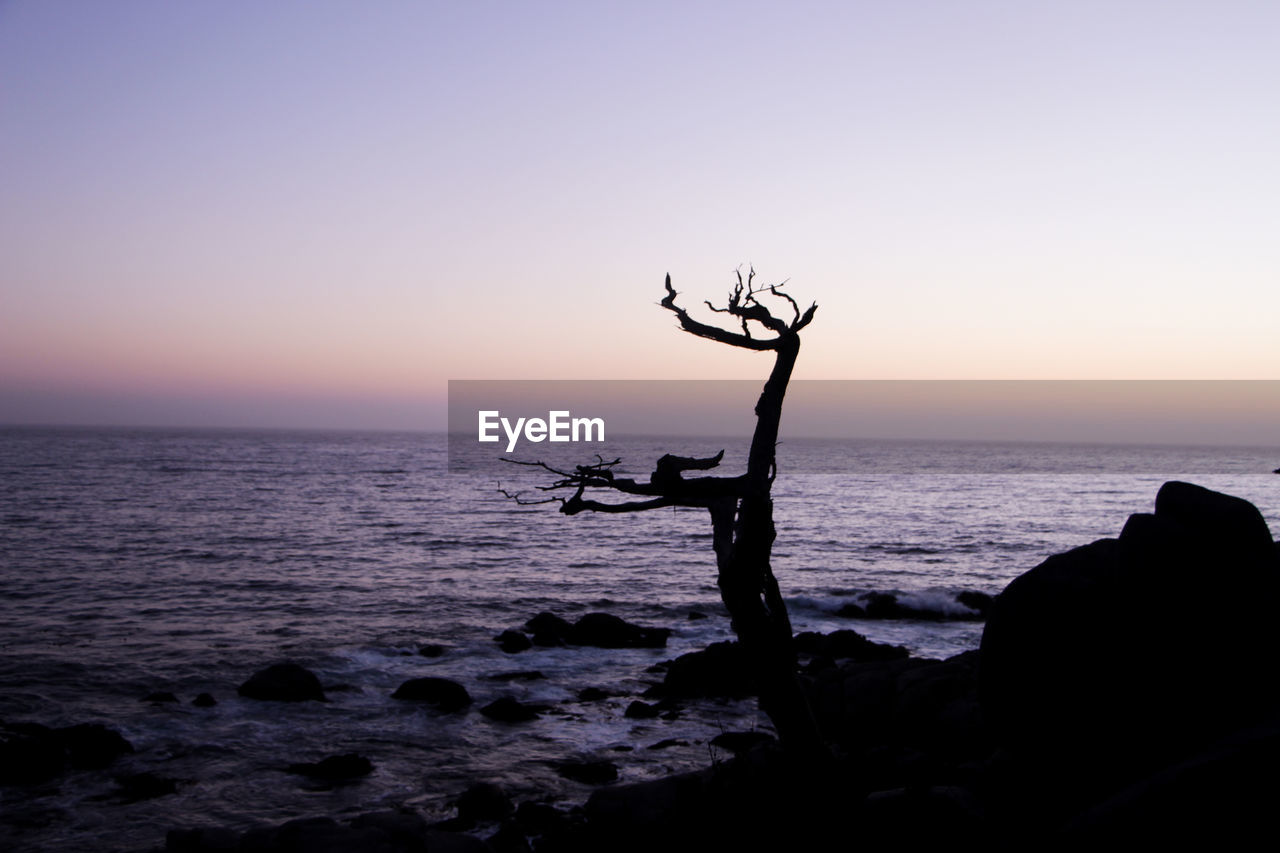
<box><xmin>1</xmin><ymin>427</ymin><xmax>1277</xmax><ymax>851</ymax></box>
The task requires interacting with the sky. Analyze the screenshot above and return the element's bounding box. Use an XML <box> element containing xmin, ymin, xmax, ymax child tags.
<box><xmin>2</xmin><ymin>1</ymin><xmax>1278</xmax><ymax>434</ymax></box>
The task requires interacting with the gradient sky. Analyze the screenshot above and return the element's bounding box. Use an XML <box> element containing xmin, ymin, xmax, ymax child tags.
<box><xmin>2</xmin><ymin>2</ymin><xmax>1278</xmax><ymax>431</ymax></box>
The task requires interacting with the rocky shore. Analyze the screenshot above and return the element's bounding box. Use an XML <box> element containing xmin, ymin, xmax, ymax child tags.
<box><xmin>5</xmin><ymin>480</ymin><xmax>1278</xmax><ymax>851</ymax></box>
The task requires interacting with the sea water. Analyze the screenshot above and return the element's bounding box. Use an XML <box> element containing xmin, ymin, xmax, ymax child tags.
<box><xmin>1</xmin><ymin>427</ymin><xmax>1277</xmax><ymax>850</ymax></box>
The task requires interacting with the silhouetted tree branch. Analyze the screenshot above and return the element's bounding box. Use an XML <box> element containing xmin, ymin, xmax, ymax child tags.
<box><xmin>503</xmin><ymin>270</ymin><xmax>824</xmax><ymax>761</ymax></box>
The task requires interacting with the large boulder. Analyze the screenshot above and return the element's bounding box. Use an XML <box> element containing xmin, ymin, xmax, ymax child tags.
<box><xmin>979</xmin><ymin>481</ymin><xmax>1280</xmax><ymax>805</ymax></box>
<box><xmin>237</xmin><ymin>663</ymin><xmax>326</xmax><ymax>702</ymax></box>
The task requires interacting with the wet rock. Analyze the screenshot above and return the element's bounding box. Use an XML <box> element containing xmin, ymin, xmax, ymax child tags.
<box><xmin>1</xmin><ymin>721</ymin><xmax>134</xmax><ymax>784</ymax></box>
<box><xmin>237</xmin><ymin>663</ymin><xmax>326</xmax><ymax>702</ymax></box>
<box><xmin>486</xmin><ymin>670</ymin><xmax>545</xmax><ymax>682</ymax></box>
<box><xmin>567</xmin><ymin>613</ymin><xmax>670</xmax><ymax>649</ymax></box>
<box><xmin>418</xmin><ymin>644</ymin><xmax>447</xmax><ymax>657</ymax></box>
<box><xmin>495</xmin><ymin>629</ymin><xmax>532</xmax><ymax>653</ymax></box>
<box><xmin>793</xmin><ymin>629</ymin><xmax>909</xmax><ymax>662</ymax></box>
<box><xmin>658</xmin><ymin>641</ymin><xmax>755</xmax><ymax>698</ymax></box>
<box><xmin>647</xmin><ymin>738</ymin><xmax>687</xmax><ymax>750</ymax></box>
<box><xmin>480</xmin><ymin>697</ymin><xmax>543</xmax><ymax>723</ymax></box>
<box><xmin>577</xmin><ymin>687</ymin><xmax>612</xmax><ymax>702</ymax></box>
<box><xmin>524</xmin><ymin>612</ymin><xmax>573</xmax><ymax>646</ymax></box>
<box><xmin>192</xmin><ymin>692</ymin><xmax>217</xmax><ymax>707</ymax></box>
<box><xmin>956</xmin><ymin>590</ymin><xmax>994</xmax><ymax>617</ymax></box>
<box><xmin>555</xmin><ymin>759</ymin><xmax>618</xmax><ymax>785</ymax></box>
<box><xmin>624</xmin><ymin>701</ymin><xmax>660</xmax><ymax>719</ymax></box>
<box><xmin>391</xmin><ymin>677</ymin><xmax>472</xmax><ymax>712</ymax></box>
<box><xmin>110</xmin><ymin>771</ymin><xmax>179</xmax><ymax>803</ymax></box>
<box><xmin>515</xmin><ymin>801</ymin><xmax>570</xmax><ymax>836</ymax></box>
<box><xmin>143</xmin><ymin>691</ymin><xmax>180</xmax><ymax>704</ymax></box>
<box><xmin>709</xmin><ymin>731</ymin><xmax>775</xmax><ymax>754</ymax></box>
<box><xmin>286</xmin><ymin>753</ymin><xmax>374</xmax><ymax>781</ymax></box>
<box><xmin>58</xmin><ymin>723</ymin><xmax>135</xmax><ymax>769</ymax></box>
<box><xmin>687</xmin><ymin>611</ymin><xmax>708</xmax><ymax>620</ymax></box>
<box><xmin>166</xmin><ymin>826</ymin><xmax>241</xmax><ymax>851</ymax></box>
<box><xmin>455</xmin><ymin>781</ymin><xmax>514</xmax><ymax>823</ymax></box>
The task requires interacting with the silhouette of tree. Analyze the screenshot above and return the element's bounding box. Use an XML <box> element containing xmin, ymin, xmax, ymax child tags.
<box><xmin>503</xmin><ymin>269</ymin><xmax>823</xmax><ymax>759</ymax></box>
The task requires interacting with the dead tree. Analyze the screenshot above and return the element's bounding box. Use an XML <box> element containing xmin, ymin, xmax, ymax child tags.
<box><xmin>504</xmin><ymin>269</ymin><xmax>824</xmax><ymax>759</ymax></box>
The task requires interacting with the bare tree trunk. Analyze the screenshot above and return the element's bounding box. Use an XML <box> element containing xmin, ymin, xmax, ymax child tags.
<box><xmin>713</xmin><ymin>336</ymin><xmax>826</xmax><ymax>759</ymax></box>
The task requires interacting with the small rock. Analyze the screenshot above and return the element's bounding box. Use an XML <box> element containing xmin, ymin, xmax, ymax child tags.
<box><xmin>391</xmin><ymin>677</ymin><xmax>472</xmax><ymax>712</ymax></box>
<box><xmin>624</xmin><ymin>701</ymin><xmax>660</xmax><ymax>719</ymax></box>
<box><xmin>568</xmin><ymin>613</ymin><xmax>670</xmax><ymax>649</ymax></box>
<box><xmin>555</xmin><ymin>759</ymin><xmax>618</xmax><ymax>785</ymax></box>
<box><xmin>419</xmin><ymin>644</ymin><xmax>447</xmax><ymax>657</ymax></box>
<box><xmin>648</xmin><ymin>738</ymin><xmax>687</xmax><ymax>750</ymax></box>
<box><xmin>143</xmin><ymin>691</ymin><xmax>179</xmax><ymax>704</ymax></box>
<box><xmin>480</xmin><ymin>697</ymin><xmax>542</xmax><ymax>723</ymax></box>
<box><xmin>710</xmin><ymin>731</ymin><xmax>775</xmax><ymax>754</ymax></box>
<box><xmin>456</xmin><ymin>781</ymin><xmax>514</xmax><ymax>823</ymax></box>
<box><xmin>237</xmin><ymin>663</ymin><xmax>326</xmax><ymax>702</ymax></box>
<box><xmin>111</xmin><ymin>771</ymin><xmax>178</xmax><ymax>803</ymax></box>
<box><xmin>577</xmin><ymin>687</ymin><xmax>612</xmax><ymax>702</ymax></box>
<box><xmin>495</xmin><ymin>630</ymin><xmax>532</xmax><ymax>653</ymax></box>
<box><xmin>285</xmin><ymin>752</ymin><xmax>374</xmax><ymax>780</ymax></box>
<box><xmin>191</xmin><ymin>693</ymin><xmax>217</xmax><ymax>707</ymax></box>
<box><xmin>486</xmin><ymin>671</ymin><xmax>546</xmax><ymax>682</ymax></box>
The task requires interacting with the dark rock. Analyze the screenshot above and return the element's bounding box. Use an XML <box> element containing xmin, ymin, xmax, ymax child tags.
<box><xmin>455</xmin><ymin>781</ymin><xmax>514</xmax><ymax>823</ymax></box>
<box><xmin>515</xmin><ymin>801</ymin><xmax>570</xmax><ymax>836</ymax></box>
<box><xmin>862</xmin><ymin>591</ymin><xmax>910</xmax><ymax>619</ymax></box>
<box><xmin>624</xmin><ymin>701</ymin><xmax>660</xmax><ymax>719</ymax></box>
<box><xmin>659</xmin><ymin>641</ymin><xmax>755</xmax><ymax>698</ymax></box>
<box><xmin>58</xmin><ymin>723</ymin><xmax>134</xmax><ymax>769</ymax></box>
<box><xmin>418</xmin><ymin>644</ymin><xmax>447</xmax><ymax>657</ymax></box>
<box><xmin>192</xmin><ymin>692</ymin><xmax>217</xmax><ymax>707</ymax></box>
<box><xmin>524</xmin><ymin>611</ymin><xmax>573</xmax><ymax>645</ymax></box>
<box><xmin>480</xmin><ymin>697</ymin><xmax>542</xmax><ymax>723</ymax></box>
<box><xmin>495</xmin><ymin>629</ymin><xmax>532</xmax><ymax>653</ymax></box>
<box><xmin>286</xmin><ymin>753</ymin><xmax>374</xmax><ymax>781</ymax></box>
<box><xmin>111</xmin><ymin>771</ymin><xmax>178</xmax><ymax>803</ymax></box>
<box><xmin>647</xmin><ymin>738</ymin><xmax>687</xmax><ymax>750</ymax></box>
<box><xmin>488</xmin><ymin>820</ymin><xmax>532</xmax><ymax>853</ymax></box>
<box><xmin>793</xmin><ymin>629</ymin><xmax>909</xmax><ymax>662</ymax></box>
<box><xmin>391</xmin><ymin>677</ymin><xmax>472</xmax><ymax>712</ymax></box>
<box><xmin>237</xmin><ymin>663</ymin><xmax>326</xmax><ymax>702</ymax></box>
<box><xmin>980</xmin><ymin>481</ymin><xmax>1280</xmax><ymax>821</ymax></box>
<box><xmin>687</xmin><ymin>611</ymin><xmax>708</xmax><ymax>620</ymax></box>
<box><xmin>836</xmin><ymin>602</ymin><xmax>867</xmax><ymax>618</ymax></box>
<box><xmin>485</xmin><ymin>670</ymin><xmax>545</xmax><ymax>682</ymax></box>
<box><xmin>709</xmin><ymin>731</ymin><xmax>775</xmax><ymax>754</ymax></box>
<box><xmin>166</xmin><ymin>826</ymin><xmax>241</xmax><ymax>851</ymax></box>
<box><xmin>348</xmin><ymin>809</ymin><xmax>432</xmax><ymax>848</ymax></box>
<box><xmin>567</xmin><ymin>613</ymin><xmax>670</xmax><ymax>649</ymax></box>
<box><xmin>555</xmin><ymin>759</ymin><xmax>618</xmax><ymax>785</ymax></box>
<box><xmin>577</xmin><ymin>687</ymin><xmax>612</xmax><ymax>702</ymax></box>
<box><xmin>143</xmin><ymin>691</ymin><xmax>180</xmax><ymax>704</ymax></box>
<box><xmin>956</xmin><ymin>590</ymin><xmax>994</xmax><ymax>617</ymax></box>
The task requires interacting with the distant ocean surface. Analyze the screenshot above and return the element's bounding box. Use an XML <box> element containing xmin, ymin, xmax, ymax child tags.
<box><xmin>2</xmin><ymin>427</ymin><xmax>1278</xmax><ymax>851</ymax></box>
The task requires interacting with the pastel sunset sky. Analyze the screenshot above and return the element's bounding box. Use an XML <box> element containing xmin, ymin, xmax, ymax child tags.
<box><xmin>2</xmin><ymin>2</ymin><xmax>1277</xmax><ymax>432</ymax></box>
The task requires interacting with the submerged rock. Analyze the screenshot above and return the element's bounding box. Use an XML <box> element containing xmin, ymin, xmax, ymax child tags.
<box><xmin>192</xmin><ymin>692</ymin><xmax>217</xmax><ymax>707</ymax></box>
<box><xmin>286</xmin><ymin>753</ymin><xmax>374</xmax><ymax>781</ymax></box>
<box><xmin>480</xmin><ymin>697</ymin><xmax>543</xmax><ymax>723</ymax></box>
<box><xmin>556</xmin><ymin>759</ymin><xmax>618</xmax><ymax>785</ymax></box>
<box><xmin>391</xmin><ymin>677</ymin><xmax>472</xmax><ymax>712</ymax></box>
<box><xmin>237</xmin><ymin>663</ymin><xmax>326</xmax><ymax>702</ymax></box>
